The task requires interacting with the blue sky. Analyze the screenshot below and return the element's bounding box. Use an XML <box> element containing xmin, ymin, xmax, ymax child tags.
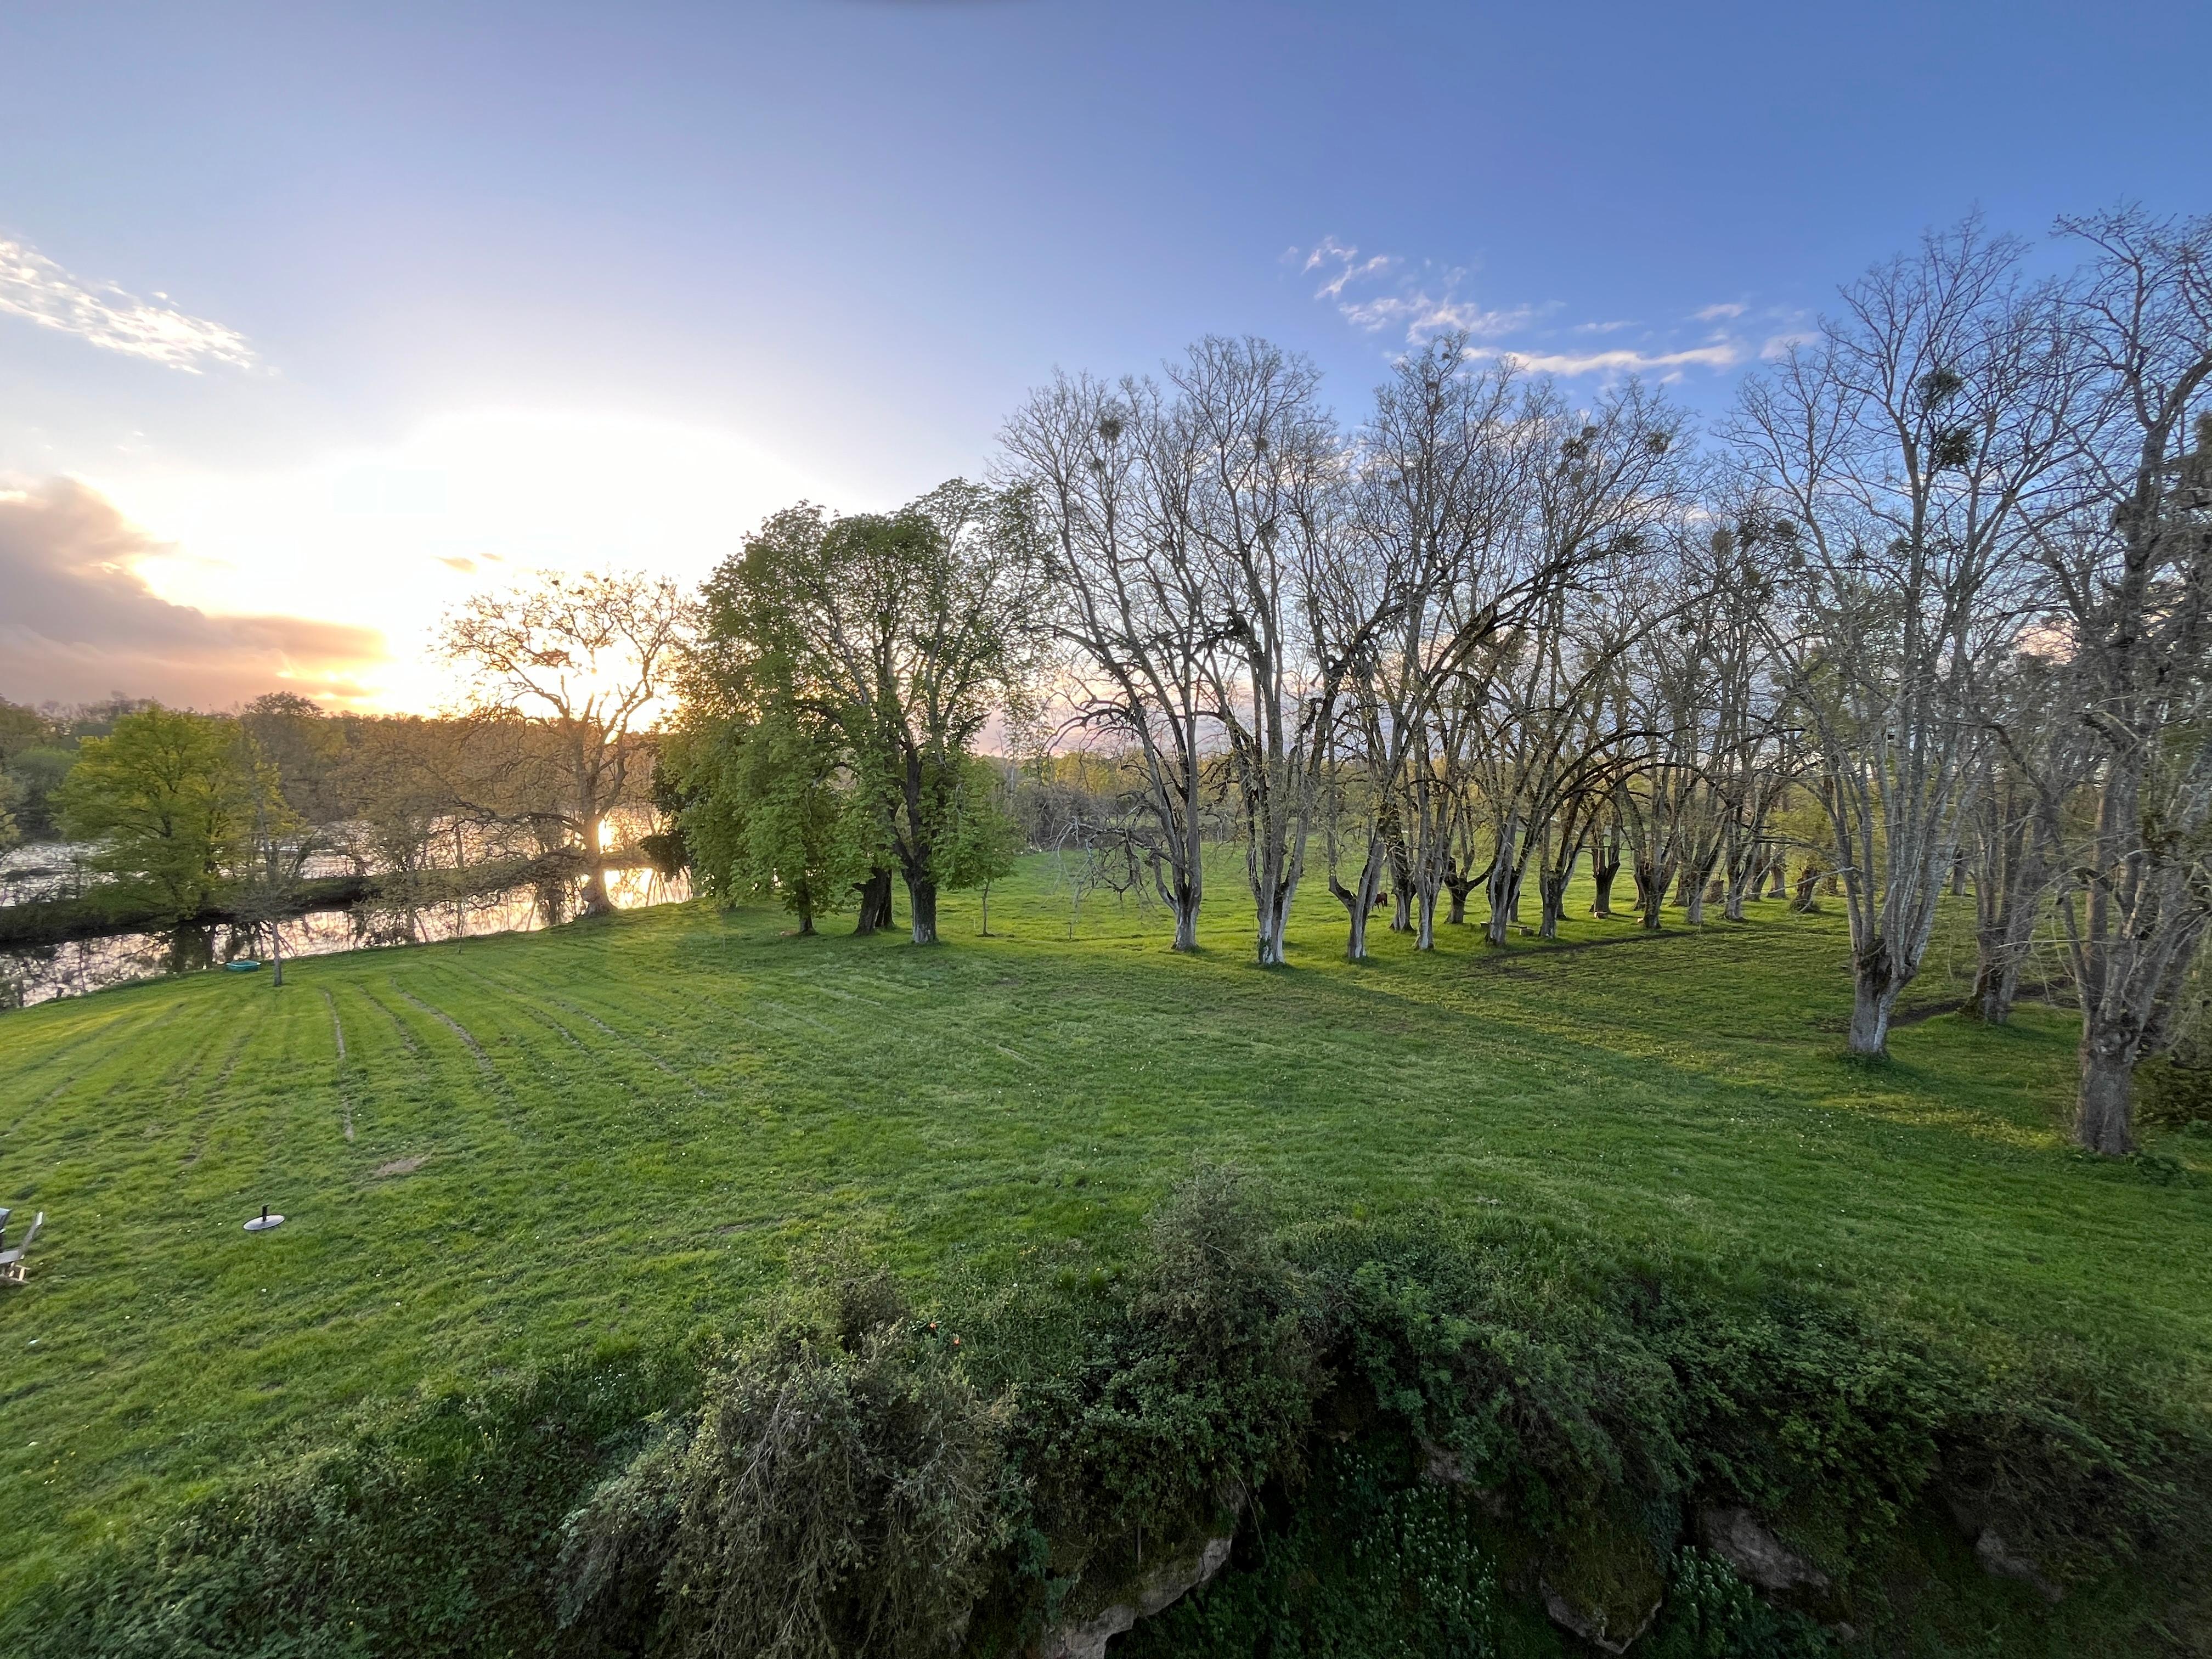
<box><xmin>2</xmin><ymin>0</ymin><xmax>2206</xmax><ymax>708</ymax></box>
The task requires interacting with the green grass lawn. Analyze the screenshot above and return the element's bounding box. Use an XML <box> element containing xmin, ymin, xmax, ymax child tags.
<box><xmin>2</xmin><ymin>851</ymin><xmax>2208</xmax><ymax>1612</ymax></box>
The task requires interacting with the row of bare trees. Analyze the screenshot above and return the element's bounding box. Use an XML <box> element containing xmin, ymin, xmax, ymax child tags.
<box><xmin>1000</xmin><ymin>206</ymin><xmax>2211</xmax><ymax>1155</ymax></box>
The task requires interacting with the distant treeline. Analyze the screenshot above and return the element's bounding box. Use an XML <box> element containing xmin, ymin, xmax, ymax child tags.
<box><xmin>0</xmin><ymin>692</ymin><xmax>667</xmax><ymax>936</ymax></box>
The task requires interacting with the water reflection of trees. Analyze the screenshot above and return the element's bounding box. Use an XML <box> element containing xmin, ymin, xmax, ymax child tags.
<box><xmin>1</xmin><ymin>809</ymin><xmax>686</xmax><ymax>1008</ymax></box>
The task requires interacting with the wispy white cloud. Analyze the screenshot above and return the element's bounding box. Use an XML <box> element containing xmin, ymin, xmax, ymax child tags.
<box><xmin>1296</xmin><ymin>238</ymin><xmax>1531</xmax><ymax>342</ymax></box>
<box><xmin>1340</xmin><ymin>291</ymin><xmax>1535</xmax><ymax>341</ymax></box>
<box><xmin>1301</xmin><ymin>236</ymin><xmax>1396</xmax><ymax>299</ymax></box>
<box><xmin>1494</xmin><ymin>342</ymin><xmax>1747</xmax><ymax>377</ymax></box>
<box><xmin>1758</xmin><ymin>330</ymin><xmax>1818</xmax><ymax>360</ymax></box>
<box><xmin>1297</xmin><ymin>238</ymin><xmax>1779</xmax><ymax>381</ymax></box>
<box><xmin>0</xmin><ymin>236</ymin><xmax>256</xmax><ymax>372</ymax></box>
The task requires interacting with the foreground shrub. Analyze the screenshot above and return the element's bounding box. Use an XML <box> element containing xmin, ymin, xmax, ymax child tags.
<box><xmin>560</xmin><ymin>1262</ymin><xmax>1015</xmax><ymax>1659</ymax></box>
<box><xmin>5</xmin><ymin>1344</ymin><xmax>684</xmax><ymax>1659</ymax></box>
<box><xmin>13</xmin><ymin>1180</ymin><xmax>2209</xmax><ymax>1657</ymax></box>
<box><xmin>1122</xmin><ymin>1440</ymin><xmax>1500</xmax><ymax>1658</ymax></box>
<box><xmin>1012</xmin><ymin>1165</ymin><xmax>1322</xmax><ymax>1601</ymax></box>
<box><xmin>1640</xmin><ymin>1548</ymin><xmax>1832</xmax><ymax>1659</ymax></box>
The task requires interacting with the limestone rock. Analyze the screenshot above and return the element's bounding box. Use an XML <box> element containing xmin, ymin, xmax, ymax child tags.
<box><xmin>1698</xmin><ymin>1505</ymin><xmax>1830</xmax><ymax>1595</ymax></box>
<box><xmin>1540</xmin><ymin>1576</ymin><xmax>1662</xmax><ymax>1655</ymax></box>
<box><xmin>1034</xmin><ymin>1533</ymin><xmax>1235</xmax><ymax>1659</ymax></box>
<box><xmin>1416</xmin><ymin>1438</ymin><xmax>1506</xmax><ymax>1515</ymax></box>
<box><xmin>1974</xmin><ymin>1527</ymin><xmax>2063</xmax><ymax>1604</ymax></box>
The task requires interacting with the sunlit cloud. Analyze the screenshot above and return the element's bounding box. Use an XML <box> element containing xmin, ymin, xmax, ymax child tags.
<box><xmin>1694</xmin><ymin>301</ymin><xmax>1748</xmax><ymax>321</ymax></box>
<box><xmin>81</xmin><ymin>407</ymin><xmax>851</xmax><ymax>710</ymax></box>
<box><xmin>1571</xmin><ymin>320</ymin><xmax>1637</xmax><ymax>335</ymax></box>
<box><xmin>0</xmin><ymin>477</ymin><xmax>384</xmax><ymax>708</ymax></box>
<box><xmin>0</xmin><ymin>235</ymin><xmax>256</xmax><ymax>373</ymax></box>
<box><xmin>1759</xmin><ymin>330</ymin><xmax>1819</xmax><ymax>360</ymax></box>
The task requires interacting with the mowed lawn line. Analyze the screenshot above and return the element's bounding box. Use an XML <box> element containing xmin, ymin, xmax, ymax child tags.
<box><xmin>637</xmin><ymin>889</ymin><xmax>2194</xmax><ymax>1353</ymax></box>
<box><xmin>920</xmin><ymin>883</ymin><xmax>2212</xmax><ymax>1364</ymax></box>
<box><xmin>1299</xmin><ymin>907</ymin><xmax>2204</xmax><ymax>1345</ymax></box>
<box><xmin>1</xmin><ymin>862</ymin><xmax>2208</xmax><ymax>1605</ymax></box>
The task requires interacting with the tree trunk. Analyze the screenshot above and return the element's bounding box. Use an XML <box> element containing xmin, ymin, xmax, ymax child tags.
<box><xmin>579</xmin><ymin>866</ymin><xmax>614</xmax><ymax>916</ymax></box>
<box><xmin>574</xmin><ymin>811</ymin><xmax>614</xmax><ymax>916</ymax></box>
<box><xmin>1791</xmin><ymin>864</ymin><xmax>1821</xmax><ymax>912</ymax></box>
<box><xmin>269</xmin><ymin>921</ymin><xmax>285</xmax><ymax>988</ymax></box>
<box><xmin>1256</xmin><ymin>879</ymin><xmax>1296</xmax><ymax>967</ymax></box>
<box><xmin>1847</xmin><ymin>941</ymin><xmax>1908</xmax><ymax>1058</ymax></box>
<box><xmin>1383</xmin><ymin>805</ymin><xmax>1414</xmax><ymax>932</ymax></box>
<box><xmin>2075</xmin><ymin>1030</ymin><xmax>2136</xmax><ymax>1155</ymax></box>
<box><xmin>907</xmin><ymin>877</ymin><xmax>939</xmax><ymax>945</ymax></box>
<box><xmin>1483</xmin><ymin>856</ymin><xmax>1521</xmax><ymax>946</ymax></box>
<box><xmin>1172</xmin><ymin>893</ymin><xmax>1200</xmax><ymax>952</ymax></box>
<box><xmin>1971</xmin><ymin>953</ymin><xmax>2020</xmax><ymax>1025</ymax></box>
<box><xmin>1684</xmin><ymin>862</ymin><xmax>1716</xmax><ymax>927</ymax></box>
<box><xmin>1639</xmin><ymin>858</ymin><xmax>1672</xmax><ymax>932</ymax></box>
<box><xmin>1331</xmin><ymin>861</ymin><xmax>1382</xmax><ymax>962</ymax></box>
<box><xmin>1443</xmin><ymin>868</ymin><xmax>1474</xmax><ymax>925</ymax></box>
<box><xmin>854</xmin><ymin>867</ymin><xmax>893</xmax><ymax>935</ymax></box>
<box><xmin>1537</xmin><ymin>867</ymin><xmax>1570</xmax><ymax>939</ymax></box>
<box><xmin>1767</xmin><ymin>857</ymin><xmax>1788</xmax><ymax>900</ymax></box>
<box><xmin>1590</xmin><ymin>854</ymin><xmax>1619</xmax><ymax>917</ymax></box>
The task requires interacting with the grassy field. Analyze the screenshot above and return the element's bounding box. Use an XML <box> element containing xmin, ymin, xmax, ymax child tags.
<box><xmin>2</xmin><ymin>851</ymin><xmax>2208</xmax><ymax>1614</ymax></box>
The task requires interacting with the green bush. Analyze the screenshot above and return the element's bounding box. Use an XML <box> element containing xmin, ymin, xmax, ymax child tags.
<box><xmin>5</xmin><ymin>1344</ymin><xmax>686</xmax><ymax>1659</ymax></box>
<box><xmin>14</xmin><ymin>1183</ymin><xmax>2210</xmax><ymax>1658</ymax></box>
<box><xmin>2139</xmin><ymin>1056</ymin><xmax>2212</xmax><ymax>1127</ymax></box>
<box><xmin>1640</xmin><ymin>1549</ymin><xmax>1832</xmax><ymax>1659</ymax></box>
<box><xmin>558</xmin><ymin>1261</ymin><xmax>1017</xmax><ymax>1659</ymax></box>
<box><xmin>1011</xmin><ymin>1166</ymin><xmax>1322</xmax><ymax>1602</ymax></box>
<box><xmin>1122</xmin><ymin>1441</ymin><xmax>1499</xmax><ymax>1658</ymax></box>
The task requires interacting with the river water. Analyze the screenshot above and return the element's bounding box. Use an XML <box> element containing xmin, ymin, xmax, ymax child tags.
<box><xmin>0</xmin><ymin>838</ymin><xmax>689</xmax><ymax>1010</ymax></box>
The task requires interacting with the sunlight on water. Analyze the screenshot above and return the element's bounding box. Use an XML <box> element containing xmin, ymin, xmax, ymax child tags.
<box><xmin>0</xmin><ymin>815</ymin><xmax>689</xmax><ymax>1009</ymax></box>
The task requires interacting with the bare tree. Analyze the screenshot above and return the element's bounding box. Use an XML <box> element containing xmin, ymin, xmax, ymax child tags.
<box><xmin>1175</xmin><ymin>337</ymin><xmax>1346</xmax><ymax>967</ymax></box>
<box><xmin>439</xmin><ymin>569</ymin><xmax>690</xmax><ymax>916</ymax></box>
<box><xmin>2041</xmin><ymin>207</ymin><xmax>2212</xmax><ymax>1152</ymax></box>
<box><xmin>1962</xmin><ymin>651</ymin><xmax>2075</xmax><ymax>1025</ymax></box>
<box><xmin>1729</xmin><ymin>217</ymin><xmax>2087</xmax><ymax>1056</ymax></box>
<box><xmin>1322</xmin><ymin>340</ymin><xmax>1527</xmax><ymax>958</ymax></box>
<box><xmin>1001</xmin><ymin>373</ymin><xmax>1217</xmax><ymax>949</ymax></box>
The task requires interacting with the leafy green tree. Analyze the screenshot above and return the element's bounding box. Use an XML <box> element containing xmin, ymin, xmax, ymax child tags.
<box><xmin>0</xmin><ymin>698</ymin><xmax>68</xmax><ymax>842</ymax></box>
<box><xmin>4</xmin><ymin>743</ymin><xmax>78</xmax><ymax>841</ymax></box>
<box><xmin>737</xmin><ymin>708</ymin><xmax>870</xmax><ymax>934</ymax></box>
<box><xmin>228</xmin><ymin>736</ymin><xmax>311</xmax><ymax>984</ymax></box>
<box><xmin>673</xmin><ymin>706</ymin><xmax>868</xmax><ymax>935</ymax></box>
<box><xmin>57</xmin><ymin>707</ymin><xmax>251</xmax><ymax>919</ymax></box>
<box><xmin>940</xmin><ymin>760</ymin><xmax>1024</xmax><ymax>935</ymax></box>
<box><xmin>707</xmin><ymin>481</ymin><xmax>1043</xmax><ymax>944</ymax></box>
<box><xmin>241</xmin><ymin>692</ymin><xmax>347</xmax><ymax>823</ymax></box>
